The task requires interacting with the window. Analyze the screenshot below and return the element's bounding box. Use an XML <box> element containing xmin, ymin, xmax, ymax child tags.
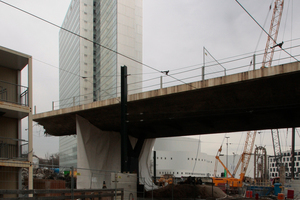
<box><xmin>283</xmin><ymin>158</ymin><xmax>285</xmax><ymax>161</ymax></box>
<box><xmin>157</xmin><ymin>157</ymin><xmax>158</xmax><ymax>159</ymax></box>
<box><xmin>297</xmin><ymin>162</ymin><xmax>299</xmax><ymax>166</ymax></box>
<box><xmin>164</xmin><ymin>157</ymin><xmax>166</xmax><ymax>160</ymax></box>
<box><xmin>192</xmin><ymin>158</ymin><xmax>193</xmax><ymax>160</ymax></box>
<box><xmin>171</xmin><ymin>157</ymin><xmax>172</xmax><ymax>160</ymax></box>
<box><xmin>188</xmin><ymin>158</ymin><xmax>189</xmax><ymax>160</ymax></box>
<box><xmin>298</xmin><ymin>157</ymin><xmax>300</xmax><ymax>161</ymax></box>
<box><xmin>84</xmin><ymin>3</ymin><xmax>87</xmax><ymax>6</ymax></box>
<box><xmin>287</xmin><ymin>158</ymin><xmax>289</xmax><ymax>161</ymax></box>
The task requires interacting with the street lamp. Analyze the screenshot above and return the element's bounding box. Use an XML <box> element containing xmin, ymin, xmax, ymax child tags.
<box><xmin>225</xmin><ymin>136</ymin><xmax>230</xmax><ymax>178</ymax></box>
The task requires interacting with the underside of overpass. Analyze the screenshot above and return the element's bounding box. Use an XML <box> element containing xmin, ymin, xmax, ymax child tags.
<box><xmin>33</xmin><ymin>62</ymin><xmax>300</xmax><ymax>139</ymax></box>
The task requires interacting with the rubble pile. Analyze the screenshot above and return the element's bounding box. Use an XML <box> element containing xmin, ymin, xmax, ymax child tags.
<box><xmin>145</xmin><ymin>184</ymin><xmax>226</xmax><ymax>199</ymax></box>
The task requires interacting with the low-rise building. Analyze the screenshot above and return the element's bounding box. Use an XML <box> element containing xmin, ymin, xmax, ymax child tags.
<box><xmin>0</xmin><ymin>46</ymin><xmax>33</xmax><ymax>193</ymax></box>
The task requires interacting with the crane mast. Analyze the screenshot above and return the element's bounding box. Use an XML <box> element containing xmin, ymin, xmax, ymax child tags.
<box><xmin>232</xmin><ymin>131</ymin><xmax>257</xmax><ymax>179</ymax></box>
<box><xmin>271</xmin><ymin>129</ymin><xmax>283</xmax><ymax>174</ymax></box>
<box><xmin>261</xmin><ymin>0</ymin><xmax>284</xmax><ymax>68</ymax></box>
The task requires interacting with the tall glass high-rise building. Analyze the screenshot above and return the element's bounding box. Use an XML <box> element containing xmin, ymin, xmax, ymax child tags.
<box><xmin>58</xmin><ymin>0</ymin><xmax>143</xmax><ymax>168</ymax></box>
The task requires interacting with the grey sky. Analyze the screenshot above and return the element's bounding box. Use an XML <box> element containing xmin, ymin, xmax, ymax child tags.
<box><xmin>0</xmin><ymin>0</ymin><xmax>299</xmax><ymax>158</ymax></box>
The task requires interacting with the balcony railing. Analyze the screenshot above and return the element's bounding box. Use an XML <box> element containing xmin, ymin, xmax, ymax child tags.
<box><xmin>0</xmin><ymin>80</ymin><xmax>28</xmax><ymax>106</ymax></box>
<box><xmin>0</xmin><ymin>136</ymin><xmax>28</xmax><ymax>160</ymax></box>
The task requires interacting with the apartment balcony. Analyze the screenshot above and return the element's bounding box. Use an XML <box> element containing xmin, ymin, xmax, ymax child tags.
<box><xmin>0</xmin><ymin>136</ymin><xmax>28</xmax><ymax>160</ymax></box>
<box><xmin>0</xmin><ymin>80</ymin><xmax>29</xmax><ymax>119</ymax></box>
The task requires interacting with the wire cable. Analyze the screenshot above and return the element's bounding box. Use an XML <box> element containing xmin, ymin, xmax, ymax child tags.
<box><xmin>235</xmin><ymin>0</ymin><xmax>299</xmax><ymax>62</ymax></box>
<box><xmin>0</xmin><ymin>0</ymin><xmax>197</xmax><ymax>90</ymax></box>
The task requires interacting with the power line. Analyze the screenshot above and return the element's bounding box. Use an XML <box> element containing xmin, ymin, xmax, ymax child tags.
<box><xmin>0</xmin><ymin>0</ymin><xmax>196</xmax><ymax>89</ymax></box>
<box><xmin>235</xmin><ymin>0</ymin><xmax>299</xmax><ymax>62</ymax></box>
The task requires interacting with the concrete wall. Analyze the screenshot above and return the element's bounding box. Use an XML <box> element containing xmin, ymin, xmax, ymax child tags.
<box><xmin>0</xmin><ymin>116</ymin><xmax>18</xmax><ymax>140</ymax></box>
<box><xmin>0</xmin><ymin>117</ymin><xmax>18</xmax><ymax>158</ymax></box>
<box><xmin>0</xmin><ymin>66</ymin><xmax>18</xmax><ymax>103</ymax></box>
<box><xmin>0</xmin><ymin>66</ymin><xmax>18</xmax><ymax>84</ymax></box>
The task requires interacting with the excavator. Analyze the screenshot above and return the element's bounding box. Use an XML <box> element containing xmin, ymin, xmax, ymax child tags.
<box><xmin>212</xmin><ymin>131</ymin><xmax>256</xmax><ymax>190</ymax></box>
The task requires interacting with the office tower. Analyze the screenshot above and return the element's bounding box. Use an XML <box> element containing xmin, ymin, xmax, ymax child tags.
<box><xmin>59</xmin><ymin>0</ymin><xmax>143</xmax><ymax>167</ymax></box>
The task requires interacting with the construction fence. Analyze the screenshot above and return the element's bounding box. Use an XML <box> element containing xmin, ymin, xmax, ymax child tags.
<box><xmin>0</xmin><ymin>162</ymin><xmax>230</xmax><ymax>199</ymax></box>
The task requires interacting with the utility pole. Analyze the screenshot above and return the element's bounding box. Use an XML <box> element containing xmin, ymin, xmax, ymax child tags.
<box><xmin>121</xmin><ymin>66</ymin><xmax>128</xmax><ymax>172</ymax></box>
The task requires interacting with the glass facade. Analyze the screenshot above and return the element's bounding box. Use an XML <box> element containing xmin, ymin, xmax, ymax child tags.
<box><xmin>59</xmin><ymin>0</ymin><xmax>80</xmax><ymax>108</ymax></box>
<box><xmin>59</xmin><ymin>0</ymin><xmax>142</xmax><ymax>168</ymax></box>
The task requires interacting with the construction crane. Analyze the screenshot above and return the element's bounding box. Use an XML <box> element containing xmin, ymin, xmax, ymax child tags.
<box><xmin>212</xmin><ymin>131</ymin><xmax>256</xmax><ymax>190</ymax></box>
<box><xmin>271</xmin><ymin>129</ymin><xmax>283</xmax><ymax>175</ymax></box>
<box><xmin>232</xmin><ymin>131</ymin><xmax>257</xmax><ymax>180</ymax></box>
<box><xmin>261</xmin><ymin>0</ymin><xmax>284</xmax><ymax>68</ymax></box>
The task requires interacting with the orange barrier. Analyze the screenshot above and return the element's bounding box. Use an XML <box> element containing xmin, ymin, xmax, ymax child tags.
<box><xmin>277</xmin><ymin>193</ymin><xmax>284</xmax><ymax>200</ymax></box>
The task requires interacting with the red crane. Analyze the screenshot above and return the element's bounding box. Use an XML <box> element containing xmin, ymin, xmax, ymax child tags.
<box><xmin>261</xmin><ymin>0</ymin><xmax>284</xmax><ymax>68</ymax></box>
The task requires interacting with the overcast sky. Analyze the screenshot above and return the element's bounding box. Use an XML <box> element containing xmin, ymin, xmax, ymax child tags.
<box><xmin>0</xmin><ymin>0</ymin><xmax>299</xmax><ymax>159</ymax></box>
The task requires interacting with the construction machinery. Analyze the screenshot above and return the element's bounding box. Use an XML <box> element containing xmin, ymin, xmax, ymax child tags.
<box><xmin>261</xmin><ymin>0</ymin><xmax>284</xmax><ymax>68</ymax></box>
<box><xmin>212</xmin><ymin>131</ymin><xmax>257</xmax><ymax>189</ymax></box>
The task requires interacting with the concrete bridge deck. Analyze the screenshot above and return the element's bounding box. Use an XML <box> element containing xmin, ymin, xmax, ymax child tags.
<box><xmin>33</xmin><ymin>62</ymin><xmax>300</xmax><ymax>139</ymax></box>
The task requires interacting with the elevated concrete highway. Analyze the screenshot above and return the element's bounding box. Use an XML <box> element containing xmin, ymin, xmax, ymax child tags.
<box><xmin>33</xmin><ymin>62</ymin><xmax>300</xmax><ymax>139</ymax></box>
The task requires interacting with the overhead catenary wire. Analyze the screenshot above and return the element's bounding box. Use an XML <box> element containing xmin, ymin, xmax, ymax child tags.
<box><xmin>0</xmin><ymin>0</ymin><xmax>196</xmax><ymax>90</ymax></box>
<box><xmin>235</xmin><ymin>0</ymin><xmax>299</xmax><ymax>62</ymax></box>
<box><xmin>253</xmin><ymin>0</ymin><xmax>274</xmax><ymax>54</ymax></box>
<box><xmin>5</xmin><ymin>0</ymin><xmax>299</xmax><ymax>107</ymax></box>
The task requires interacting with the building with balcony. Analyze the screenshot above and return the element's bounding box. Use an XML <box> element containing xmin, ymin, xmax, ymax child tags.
<box><xmin>0</xmin><ymin>46</ymin><xmax>33</xmax><ymax>193</ymax></box>
<box><xmin>59</xmin><ymin>0</ymin><xmax>143</xmax><ymax>168</ymax></box>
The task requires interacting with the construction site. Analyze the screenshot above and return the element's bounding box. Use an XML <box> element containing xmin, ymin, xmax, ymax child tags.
<box><xmin>1</xmin><ymin>0</ymin><xmax>300</xmax><ymax>199</ymax></box>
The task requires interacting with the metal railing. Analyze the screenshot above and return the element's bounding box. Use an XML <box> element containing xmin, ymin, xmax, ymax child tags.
<box><xmin>0</xmin><ymin>136</ymin><xmax>28</xmax><ymax>160</ymax></box>
<box><xmin>0</xmin><ymin>188</ymin><xmax>124</xmax><ymax>199</ymax></box>
<box><xmin>0</xmin><ymin>80</ymin><xmax>29</xmax><ymax>106</ymax></box>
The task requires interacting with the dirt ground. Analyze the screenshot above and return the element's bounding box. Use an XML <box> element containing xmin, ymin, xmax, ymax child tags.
<box><xmin>145</xmin><ymin>184</ymin><xmax>227</xmax><ymax>199</ymax></box>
